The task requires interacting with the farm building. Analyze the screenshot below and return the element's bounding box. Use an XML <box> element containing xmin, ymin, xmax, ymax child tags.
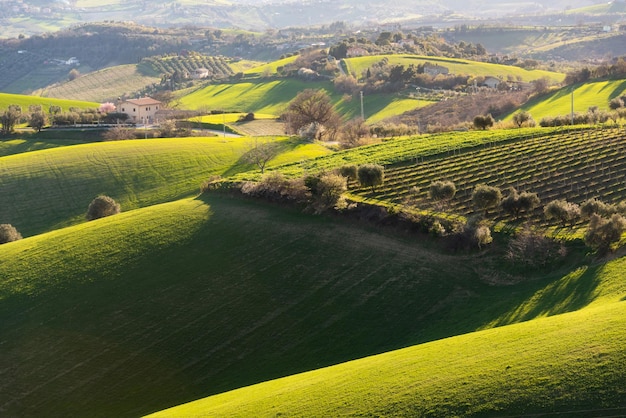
<box><xmin>119</xmin><ymin>97</ymin><xmax>162</xmax><ymax>124</ymax></box>
<box><xmin>423</xmin><ymin>63</ymin><xmax>449</xmax><ymax>76</ymax></box>
<box><xmin>482</xmin><ymin>76</ymin><xmax>501</xmax><ymax>89</ymax></box>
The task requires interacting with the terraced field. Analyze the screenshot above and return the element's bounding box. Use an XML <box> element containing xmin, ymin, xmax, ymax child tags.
<box><xmin>350</xmin><ymin>126</ymin><xmax>626</xmax><ymax>223</ymax></box>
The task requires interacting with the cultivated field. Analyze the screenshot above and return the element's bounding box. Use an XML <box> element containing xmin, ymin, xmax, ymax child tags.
<box><xmin>36</xmin><ymin>64</ymin><xmax>161</xmax><ymax>102</ymax></box>
<box><xmin>348</xmin><ymin>126</ymin><xmax>626</xmax><ymax>226</ymax></box>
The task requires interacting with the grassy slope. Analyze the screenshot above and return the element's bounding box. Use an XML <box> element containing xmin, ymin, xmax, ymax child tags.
<box><xmin>36</xmin><ymin>64</ymin><xmax>161</xmax><ymax>102</ymax></box>
<box><xmin>0</xmin><ymin>136</ymin><xmax>329</xmax><ymax>236</ymax></box>
<box><xmin>344</xmin><ymin>55</ymin><xmax>566</xmax><ymax>83</ymax></box>
<box><xmin>513</xmin><ymin>79</ymin><xmax>626</xmax><ymax>120</ymax></box>
<box><xmin>149</xmin><ymin>297</ymin><xmax>626</xmax><ymax>417</ymax></box>
<box><xmin>0</xmin><ymin>92</ymin><xmax>98</xmax><ymax>111</ymax></box>
<box><xmin>0</xmin><ymin>193</ymin><xmax>597</xmax><ymax>418</ymax></box>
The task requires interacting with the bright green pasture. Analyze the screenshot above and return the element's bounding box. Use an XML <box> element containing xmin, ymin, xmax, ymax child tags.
<box><xmin>178</xmin><ymin>79</ymin><xmax>334</xmax><ymax>115</ymax></box>
<box><xmin>344</xmin><ymin>55</ymin><xmax>565</xmax><ymax>83</ymax></box>
<box><xmin>0</xmin><ymin>194</ymin><xmax>592</xmax><ymax>418</ymax></box>
<box><xmin>0</xmin><ymin>136</ymin><xmax>327</xmax><ymax>236</ymax></box>
<box><xmin>513</xmin><ymin>79</ymin><xmax>626</xmax><ymax>120</ymax></box>
<box><xmin>37</xmin><ymin>64</ymin><xmax>161</xmax><ymax>102</ymax></box>
<box><xmin>236</xmin><ymin>126</ymin><xmax>569</xmax><ymax>181</ymax></box>
<box><xmin>196</xmin><ymin>113</ymin><xmax>277</xmax><ymax>124</ymax></box>
<box><xmin>0</xmin><ymin>92</ymin><xmax>98</xmax><ymax>111</ymax></box>
<box><xmin>180</xmin><ymin>79</ymin><xmax>432</xmax><ymax>123</ymax></box>
<box><xmin>243</xmin><ymin>56</ymin><xmax>298</xmax><ymax>76</ymax></box>
<box><xmin>149</xmin><ymin>300</ymin><xmax>626</xmax><ymax>417</ymax></box>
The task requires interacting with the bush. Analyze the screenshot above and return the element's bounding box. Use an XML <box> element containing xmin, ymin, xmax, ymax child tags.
<box><xmin>337</xmin><ymin>165</ymin><xmax>358</xmax><ymax>183</ymax></box>
<box><xmin>500</xmin><ymin>187</ymin><xmax>540</xmax><ymax>218</ymax></box>
<box><xmin>358</xmin><ymin>164</ymin><xmax>384</xmax><ymax>192</ymax></box>
<box><xmin>313</xmin><ymin>173</ymin><xmax>347</xmax><ymax>209</ymax></box>
<box><xmin>506</xmin><ymin>225</ymin><xmax>565</xmax><ymax>267</ymax></box>
<box><xmin>580</xmin><ymin>198</ymin><xmax>615</xmax><ymax>219</ymax></box>
<box><xmin>474</xmin><ymin>223</ymin><xmax>493</xmax><ymax>249</ymax></box>
<box><xmin>0</xmin><ymin>223</ymin><xmax>22</xmax><ymax>244</ymax></box>
<box><xmin>473</xmin><ymin>114</ymin><xmax>495</xmax><ymax>130</ymax></box>
<box><xmin>544</xmin><ymin>199</ymin><xmax>580</xmax><ymax>226</ymax></box>
<box><xmin>471</xmin><ymin>184</ymin><xmax>502</xmax><ymax>216</ymax></box>
<box><xmin>103</xmin><ymin>126</ymin><xmax>135</xmax><ymax>141</ymax></box>
<box><xmin>86</xmin><ymin>195</ymin><xmax>121</xmax><ymax>221</ymax></box>
<box><xmin>584</xmin><ymin>213</ymin><xmax>626</xmax><ymax>253</ymax></box>
<box><xmin>428</xmin><ymin>180</ymin><xmax>456</xmax><ymax>207</ymax></box>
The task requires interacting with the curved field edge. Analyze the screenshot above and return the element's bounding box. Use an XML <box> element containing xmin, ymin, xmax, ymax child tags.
<box><xmin>0</xmin><ymin>136</ymin><xmax>329</xmax><ymax>236</ymax></box>
<box><xmin>0</xmin><ymin>92</ymin><xmax>98</xmax><ymax>111</ymax></box>
<box><xmin>0</xmin><ymin>193</ymin><xmax>602</xmax><ymax>417</ymax></box>
<box><xmin>147</xmin><ymin>300</ymin><xmax>626</xmax><ymax>417</ymax></box>
<box><xmin>343</xmin><ymin>55</ymin><xmax>566</xmax><ymax>83</ymax></box>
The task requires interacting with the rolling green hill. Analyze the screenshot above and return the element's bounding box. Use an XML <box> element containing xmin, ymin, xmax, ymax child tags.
<box><xmin>0</xmin><ymin>136</ymin><xmax>329</xmax><ymax>236</ymax></box>
<box><xmin>149</xmin><ymin>294</ymin><xmax>626</xmax><ymax>417</ymax></box>
<box><xmin>0</xmin><ymin>92</ymin><xmax>98</xmax><ymax>111</ymax></box>
<box><xmin>513</xmin><ymin>79</ymin><xmax>626</xmax><ymax>121</ymax></box>
<box><xmin>344</xmin><ymin>55</ymin><xmax>566</xmax><ymax>83</ymax></box>
<box><xmin>35</xmin><ymin>64</ymin><xmax>161</xmax><ymax>103</ymax></box>
<box><xmin>0</xmin><ymin>192</ymin><xmax>592</xmax><ymax>418</ymax></box>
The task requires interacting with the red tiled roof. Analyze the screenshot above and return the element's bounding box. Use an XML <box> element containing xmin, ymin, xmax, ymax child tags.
<box><xmin>123</xmin><ymin>97</ymin><xmax>162</xmax><ymax>106</ymax></box>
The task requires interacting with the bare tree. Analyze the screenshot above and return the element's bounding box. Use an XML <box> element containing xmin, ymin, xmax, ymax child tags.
<box><xmin>242</xmin><ymin>139</ymin><xmax>280</xmax><ymax>173</ymax></box>
<box><xmin>283</xmin><ymin>89</ymin><xmax>341</xmax><ymax>141</ymax></box>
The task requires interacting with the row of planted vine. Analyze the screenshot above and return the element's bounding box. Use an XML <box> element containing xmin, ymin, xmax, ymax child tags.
<box><xmin>141</xmin><ymin>54</ymin><xmax>232</xmax><ymax>78</ymax></box>
<box><xmin>348</xmin><ymin>126</ymin><xmax>626</xmax><ymax>224</ymax></box>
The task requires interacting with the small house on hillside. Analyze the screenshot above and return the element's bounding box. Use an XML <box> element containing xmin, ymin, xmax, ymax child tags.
<box><xmin>482</xmin><ymin>76</ymin><xmax>501</xmax><ymax>89</ymax></box>
<box><xmin>346</xmin><ymin>47</ymin><xmax>368</xmax><ymax>57</ymax></box>
<box><xmin>191</xmin><ymin>68</ymin><xmax>210</xmax><ymax>79</ymax></box>
<box><xmin>119</xmin><ymin>97</ymin><xmax>162</xmax><ymax>124</ymax></box>
<box><xmin>423</xmin><ymin>63</ymin><xmax>449</xmax><ymax>76</ymax></box>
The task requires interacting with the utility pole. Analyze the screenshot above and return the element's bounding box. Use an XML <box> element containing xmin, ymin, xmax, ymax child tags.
<box><xmin>571</xmin><ymin>88</ymin><xmax>574</xmax><ymax>126</ymax></box>
<box><xmin>360</xmin><ymin>91</ymin><xmax>364</xmax><ymax>120</ymax></box>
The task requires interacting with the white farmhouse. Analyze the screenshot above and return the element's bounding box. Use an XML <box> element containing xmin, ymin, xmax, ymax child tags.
<box><xmin>119</xmin><ymin>97</ymin><xmax>163</xmax><ymax>124</ymax></box>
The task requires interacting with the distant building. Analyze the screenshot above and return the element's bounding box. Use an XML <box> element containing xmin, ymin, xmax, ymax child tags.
<box><xmin>423</xmin><ymin>63</ymin><xmax>449</xmax><ymax>76</ymax></box>
<box><xmin>482</xmin><ymin>76</ymin><xmax>501</xmax><ymax>89</ymax></box>
<box><xmin>119</xmin><ymin>97</ymin><xmax>162</xmax><ymax>124</ymax></box>
<box><xmin>346</xmin><ymin>47</ymin><xmax>368</xmax><ymax>57</ymax></box>
<box><xmin>191</xmin><ymin>68</ymin><xmax>210</xmax><ymax>79</ymax></box>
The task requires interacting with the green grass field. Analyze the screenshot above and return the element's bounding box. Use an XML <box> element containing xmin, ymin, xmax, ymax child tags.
<box><xmin>36</xmin><ymin>64</ymin><xmax>161</xmax><ymax>103</ymax></box>
<box><xmin>344</xmin><ymin>55</ymin><xmax>566</xmax><ymax>83</ymax></box>
<box><xmin>0</xmin><ymin>92</ymin><xmax>98</xmax><ymax>112</ymax></box>
<box><xmin>0</xmin><ymin>135</ymin><xmax>328</xmax><ymax>236</ymax></box>
<box><xmin>512</xmin><ymin>79</ymin><xmax>626</xmax><ymax>120</ymax></box>
<box><xmin>0</xmin><ymin>192</ymin><xmax>597</xmax><ymax>418</ymax></box>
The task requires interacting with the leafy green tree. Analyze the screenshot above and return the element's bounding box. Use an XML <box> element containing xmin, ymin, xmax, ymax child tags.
<box><xmin>358</xmin><ymin>164</ymin><xmax>384</xmax><ymax>192</ymax></box>
<box><xmin>472</xmin><ymin>184</ymin><xmax>502</xmax><ymax>216</ymax></box>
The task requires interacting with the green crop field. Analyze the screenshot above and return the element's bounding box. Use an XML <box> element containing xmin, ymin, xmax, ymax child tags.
<box><xmin>513</xmin><ymin>79</ymin><xmax>626</xmax><ymax>120</ymax></box>
<box><xmin>0</xmin><ymin>92</ymin><xmax>98</xmax><ymax>111</ymax></box>
<box><xmin>36</xmin><ymin>64</ymin><xmax>161</xmax><ymax>103</ymax></box>
<box><xmin>0</xmin><ymin>135</ymin><xmax>328</xmax><ymax>236</ymax></box>
<box><xmin>344</xmin><ymin>55</ymin><xmax>566</xmax><ymax>83</ymax></box>
<box><xmin>243</xmin><ymin>56</ymin><xmax>298</xmax><ymax>77</ymax></box>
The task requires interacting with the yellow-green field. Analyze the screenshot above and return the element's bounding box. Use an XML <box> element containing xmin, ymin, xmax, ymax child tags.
<box><xmin>512</xmin><ymin>79</ymin><xmax>626</xmax><ymax>120</ymax></box>
<box><xmin>344</xmin><ymin>55</ymin><xmax>566</xmax><ymax>83</ymax></box>
<box><xmin>0</xmin><ymin>92</ymin><xmax>97</xmax><ymax>111</ymax></box>
<box><xmin>0</xmin><ymin>136</ymin><xmax>328</xmax><ymax>236</ymax></box>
